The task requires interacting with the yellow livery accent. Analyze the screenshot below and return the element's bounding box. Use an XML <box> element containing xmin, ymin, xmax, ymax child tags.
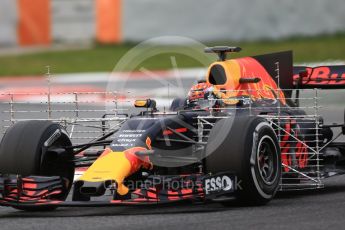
<box><xmin>134</xmin><ymin>100</ymin><xmax>148</xmax><ymax>107</ymax></box>
<box><xmin>79</xmin><ymin>151</ymin><xmax>132</xmax><ymax>195</ymax></box>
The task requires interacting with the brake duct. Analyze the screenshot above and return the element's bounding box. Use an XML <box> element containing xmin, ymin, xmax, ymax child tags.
<box><xmin>78</xmin><ymin>147</ymin><xmax>152</xmax><ymax>196</ymax></box>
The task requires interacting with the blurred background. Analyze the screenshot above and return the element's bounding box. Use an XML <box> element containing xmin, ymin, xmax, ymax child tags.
<box><xmin>0</xmin><ymin>0</ymin><xmax>345</xmax><ymax>138</ymax></box>
<box><xmin>0</xmin><ymin>0</ymin><xmax>344</xmax><ymax>76</ymax></box>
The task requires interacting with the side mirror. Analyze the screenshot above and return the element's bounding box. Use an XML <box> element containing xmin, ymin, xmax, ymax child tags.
<box><xmin>134</xmin><ymin>99</ymin><xmax>157</xmax><ymax>110</ymax></box>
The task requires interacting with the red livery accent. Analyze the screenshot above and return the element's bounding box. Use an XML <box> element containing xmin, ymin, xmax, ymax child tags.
<box><xmin>163</xmin><ymin>128</ymin><xmax>188</xmax><ymax>136</ymax></box>
<box><xmin>279</xmin><ymin>119</ymin><xmax>309</xmax><ymax>172</ymax></box>
<box><xmin>293</xmin><ymin>66</ymin><xmax>345</xmax><ymax>88</ymax></box>
<box><xmin>280</xmin><ymin>122</ymin><xmax>292</xmax><ymax>172</ymax></box>
<box><xmin>295</xmin><ymin>142</ymin><xmax>308</xmax><ymax>168</ymax></box>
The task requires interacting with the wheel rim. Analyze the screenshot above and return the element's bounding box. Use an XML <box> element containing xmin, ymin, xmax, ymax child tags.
<box><xmin>256</xmin><ymin>135</ymin><xmax>278</xmax><ymax>185</ymax></box>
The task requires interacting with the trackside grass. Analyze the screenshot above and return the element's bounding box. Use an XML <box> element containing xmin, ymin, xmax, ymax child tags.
<box><xmin>0</xmin><ymin>34</ymin><xmax>344</xmax><ymax>76</ymax></box>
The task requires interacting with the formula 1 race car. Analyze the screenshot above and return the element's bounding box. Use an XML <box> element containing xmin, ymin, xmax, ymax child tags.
<box><xmin>0</xmin><ymin>46</ymin><xmax>345</xmax><ymax>211</ymax></box>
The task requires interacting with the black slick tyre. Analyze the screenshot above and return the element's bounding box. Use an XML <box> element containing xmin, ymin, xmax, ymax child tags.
<box><xmin>205</xmin><ymin>116</ymin><xmax>281</xmax><ymax>205</ymax></box>
<box><xmin>0</xmin><ymin>120</ymin><xmax>74</xmax><ymax>210</ymax></box>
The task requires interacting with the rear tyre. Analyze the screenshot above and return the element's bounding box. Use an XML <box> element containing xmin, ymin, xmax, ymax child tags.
<box><xmin>0</xmin><ymin>121</ymin><xmax>74</xmax><ymax>211</ymax></box>
<box><xmin>205</xmin><ymin>116</ymin><xmax>281</xmax><ymax>205</ymax></box>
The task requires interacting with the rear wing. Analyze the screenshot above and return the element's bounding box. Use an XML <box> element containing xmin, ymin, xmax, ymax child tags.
<box><xmin>293</xmin><ymin>66</ymin><xmax>345</xmax><ymax>89</ymax></box>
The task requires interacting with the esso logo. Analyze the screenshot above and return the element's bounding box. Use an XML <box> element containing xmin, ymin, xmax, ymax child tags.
<box><xmin>204</xmin><ymin>175</ymin><xmax>233</xmax><ymax>194</ymax></box>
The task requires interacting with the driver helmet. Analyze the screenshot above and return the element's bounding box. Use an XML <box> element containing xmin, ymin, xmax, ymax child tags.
<box><xmin>187</xmin><ymin>80</ymin><xmax>213</xmax><ymax>109</ymax></box>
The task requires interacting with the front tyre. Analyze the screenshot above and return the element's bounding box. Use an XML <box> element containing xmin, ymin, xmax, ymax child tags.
<box><xmin>205</xmin><ymin>116</ymin><xmax>281</xmax><ymax>205</ymax></box>
<box><xmin>0</xmin><ymin>121</ymin><xmax>74</xmax><ymax>211</ymax></box>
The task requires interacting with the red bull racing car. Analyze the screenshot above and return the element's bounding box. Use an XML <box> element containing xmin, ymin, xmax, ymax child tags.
<box><xmin>1</xmin><ymin>46</ymin><xmax>345</xmax><ymax>211</ymax></box>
